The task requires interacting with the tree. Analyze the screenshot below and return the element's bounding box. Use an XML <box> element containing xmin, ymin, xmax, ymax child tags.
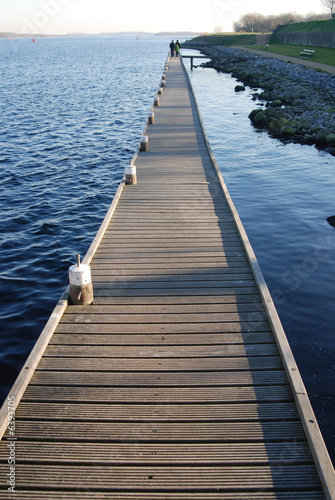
<box><xmin>321</xmin><ymin>0</ymin><xmax>335</xmax><ymax>17</ymax></box>
<box><xmin>233</xmin><ymin>12</ymin><xmax>302</xmax><ymax>33</ymax></box>
<box><xmin>214</xmin><ymin>26</ymin><xmax>223</xmax><ymax>34</ymax></box>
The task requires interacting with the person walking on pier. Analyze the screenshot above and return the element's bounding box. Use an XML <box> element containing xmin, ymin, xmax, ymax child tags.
<box><xmin>170</xmin><ymin>40</ymin><xmax>175</xmax><ymax>56</ymax></box>
<box><xmin>175</xmin><ymin>40</ymin><xmax>180</xmax><ymax>57</ymax></box>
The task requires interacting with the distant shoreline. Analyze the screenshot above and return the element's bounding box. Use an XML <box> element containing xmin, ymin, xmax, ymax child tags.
<box><xmin>0</xmin><ymin>31</ymin><xmax>201</xmax><ymax>39</ymax></box>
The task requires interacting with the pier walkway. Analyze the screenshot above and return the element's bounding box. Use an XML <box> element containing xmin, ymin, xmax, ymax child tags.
<box><xmin>0</xmin><ymin>56</ymin><xmax>334</xmax><ymax>499</ymax></box>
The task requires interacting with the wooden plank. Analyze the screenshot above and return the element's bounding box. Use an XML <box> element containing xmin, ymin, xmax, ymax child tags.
<box><xmin>60</xmin><ymin>312</ymin><xmax>268</xmax><ymax>325</ymax></box>
<box><xmin>93</xmin><ymin>250</ymin><xmax>247</xmax><ymax>258</ymax></box>
<box><xmin>4</xmin><ymin>419</ymin><xmax>304</xmax><ymax>441</ymax></box>
<box><xmin>92</xmin><ymin>257</ymin><xmax>249</xmax><ymax>265</ymax></box>
<box><xmin>97</xmin><ymin>243</ymin><xmax>243</xmax><ymax>250</ymax></box>
<box><xmin>92</xmin><ymin>281</ymin><xmax>257</xmax><ymax>291</ymax></box>
<box><xmin>36</xmin><ymin>356</ymin><xmax>283</xmax><ymax>371</ymax></box>
<box><xmin>91</xmin><ymin>272</ymin><xmax>255</xmax><ymax>282</ymax></box>
<box><xmin>93</xmin><ymin>288</ymin><xmax>261</xmax><ymax>298</ymax></box>
<box><xmin>91</xmin><ymin>263</ymin><xmax>251</xmax><ymax>271</ymax></box>
<box><xmin>43</xmin><ymin>344</ymin><xmax>278</xmax><ymax>358</ymax></box>
<box><xmin>0</xmin><ymin>492</ymin><xmax>326</xmax><ymax>500</ymax></box>
<box><xmin>0</xmin><ymin>464</ymin><xmax>323</xmax><ymax>491</ymax></box>
<box><xmin>50</xmin><ymin>332</ymin><xmax>274</xmax><ymax>346</ymax></box>
<box><xmin>29</xmin><ymin>369</ymin><xmax>284</xmax><ymax>387</ymax></box>
<box><xmin>66</xmin><ymin>303</ymin><xmax>264</xmax><ymax>314</ymax></box>
<box><xmin>91</xmin><ymin>269</ymin><xmax>253</xmax><ymax>277</ymax></box>
<box><xmin>0</xmin><ymin>441</ymin><xmax>313</xmax><ymax>464</ymax></box>
<box><xmin>98</xmin><ymin>237</ymin><xmax>242</xmax><ymax>244</ymax></box>
<box><xmin>90</xmin><ymin>295</ymin><xmax>260</xmax><ymax>305</ymax></box>
<box><xmin>15</xmin><ymin>401</ymin><xmax>298</xmax><ymax>421</ymax></box>
<box><xmin>25</xmin><ymin>369</ymin><xmax>286</xmax><ymax>391</ymax></box>
<box><xmin>92</xmin><ymin>252</ymin><xmax>248</xmax><ymax>260</ymax></box>
<box><xmin>21</xmin><ymin>385</ymin><xmax>292</xmax><ymax>403</ymax></box>
<box><xmin>55</xmin><ymin>320</ymin><xmax>272</xmax><ymax>334</ymax></box>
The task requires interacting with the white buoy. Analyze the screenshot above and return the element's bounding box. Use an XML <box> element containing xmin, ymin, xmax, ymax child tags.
<box><xmin>69</xmin><ymin>255</ymin><xmax>94</xmax><ymax>306</ymax></box>
<box><xmin>140</xmin><ymin>135</ymin><xmax>148</xmax><ymax>152</ymax></box>
<box><xmin>148</xmin><ymin>112</ymin><xmax>155</xmax><ymax>124</ymax></box>
<box><xmin>125</xmin><ymin>164</ymin><xmax>137</xmax><ymax>185</ymax></box>
<box><xmin>154</xmin><ymin>96</ymin><xmax>159</xmax><ymax>106</ymax></box>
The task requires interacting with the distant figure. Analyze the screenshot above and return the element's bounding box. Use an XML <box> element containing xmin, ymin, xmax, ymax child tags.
<box><xmin>170</xmin><ymin>40</ymin><xmax>175</xmax><ymax>57</ymax></box>
<box><xmin>175</xmin><ymin>40</ymin><xmax>180</xmax><ymax>57</ymax></box>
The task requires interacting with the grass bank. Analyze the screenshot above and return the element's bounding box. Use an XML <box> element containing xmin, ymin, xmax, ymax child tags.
<box><xmin>278</xmin><ymin>19</ymin><xmax>335</xmax><ymax>33</ymax></box>
<box><xmin>183</xmin><ymin>33</ymin><xmax>257</xmax><ymax>47</ymax></box>
<box><xmin>245</xmin><ymin>43</ymin><xmax>335</xmax><ymax>66</ymax></box>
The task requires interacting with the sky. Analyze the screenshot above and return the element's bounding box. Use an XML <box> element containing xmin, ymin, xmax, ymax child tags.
<box><xmin>0</xmin><ymin>0</ymin><xmax>329</xmax><ymax>35</ymax></box>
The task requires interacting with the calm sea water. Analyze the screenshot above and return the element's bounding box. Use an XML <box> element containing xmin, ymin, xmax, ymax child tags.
<box><xmin>0</xmin><ymin>38</ymin><xmax>334</xmax><ymax>463</ymax></box>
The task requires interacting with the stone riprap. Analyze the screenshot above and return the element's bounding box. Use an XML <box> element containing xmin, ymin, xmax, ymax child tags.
<box><xmin>187</xmin><ymin>45</ymin><xmax>335</xmax><ymax>155</ymax></box>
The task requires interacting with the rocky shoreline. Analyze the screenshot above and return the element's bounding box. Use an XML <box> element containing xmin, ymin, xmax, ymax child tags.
<box><xmin>185</xmin><ymin>44</ymin><xmax>335</xmax><ymax>155</ymax></box>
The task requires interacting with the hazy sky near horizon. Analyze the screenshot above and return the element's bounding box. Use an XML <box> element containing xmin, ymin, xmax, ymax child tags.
<box><xmin>0</xmin><ymin>0</ymin><xmax>328</xmax><ymax>35</ymax></box>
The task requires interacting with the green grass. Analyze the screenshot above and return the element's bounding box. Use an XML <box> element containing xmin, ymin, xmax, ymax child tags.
<box><xmin>185</xmin><ymin>33</ymin><xmax>257</xmax><ymax>46</ymax></box>
<box><xmin>245</xmin><ymin>43</ymin><xmax>335</xmax><ymax>66</ymax></box>
<box><xmin>279</xmin><ymin>19</ymin><xmax>335</xmax><ymax>33</ymax></box>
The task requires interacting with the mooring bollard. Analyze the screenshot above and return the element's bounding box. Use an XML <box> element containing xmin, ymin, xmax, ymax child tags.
<box><xmin>140</xmin><ymin>135</ymin><xmax>148</xmax><ymax>151</ymax></box>
<box><xmin>158</xmin><ymin>87</ymin><xmax>163</xmax><ymax>95</ymax></box>
<box><xmin>154</xmin><ymin>96</ymin><xmax>159</xmax><ymax>106</ymax></box>
<box><xmin>160</xmin><ymin>79</ymin><xmax>166</xmax><ymax>88</ymax></box>
<box><xmin>69</xmin><ymin>254</ymin><xmax>94</xmax><ymax>306</ymax></box>
<box><xmin>162</xmin><ymin>74</ymin><xmax>166</xmax><ymax>81</ymax></box>
<box><xmin>148</xmin><ymin>111</ymin><xmax>155</xmax><ymax>124</ymax></box>
<box><xmin>125</xmin><ymin>164</ymin><xmax>137</xmax><ymax>185</ymax></box>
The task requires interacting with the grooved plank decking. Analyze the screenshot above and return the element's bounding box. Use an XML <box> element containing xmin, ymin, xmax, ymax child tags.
<box><xmin>0</xmin><ymin>56</ymin><xmax>334</xmax><ymax>499</ymax></box>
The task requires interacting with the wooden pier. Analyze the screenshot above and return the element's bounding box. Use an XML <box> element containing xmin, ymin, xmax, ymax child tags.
<box><xmin>0</xmin><ymin>56</ymin><xmax>334</xmax><ymax>499</ymax></box>
<box><xmin>181</xmin><ymin>54</ymin><xmax>209</xmax><ymax>69</ymax></box>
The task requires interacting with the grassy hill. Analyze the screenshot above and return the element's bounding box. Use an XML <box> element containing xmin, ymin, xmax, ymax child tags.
<box><xmin>278</xmin><ymin>19</ymin><xmax>335</xmax><ymax>33</ymax></box>
<box><xmin>183</xmin><ymin>33</ymin><xmax>257</xmax><ymax>47</ymax></box>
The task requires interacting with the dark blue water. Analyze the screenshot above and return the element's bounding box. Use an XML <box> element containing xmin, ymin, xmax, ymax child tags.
<box><xmin>0</xmin><ymin>35</ymin><xmax>170</xmax><ymax>392</ymax></box>
<box><xmin>1</xmin><ymin>38</ymin><xmax>334</xmax><ymax>464</ymax></box>
<box><xmin>185</xmin><ymin>58</ymin><xmax>335</xmax><ymax>464</ymax></box>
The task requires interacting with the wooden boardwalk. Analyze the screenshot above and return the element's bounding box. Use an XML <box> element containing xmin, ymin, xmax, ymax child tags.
<box><xmin>0</xmin><ymin>55</ymin><xmax>334</xmax><ymax>499</ymax></box>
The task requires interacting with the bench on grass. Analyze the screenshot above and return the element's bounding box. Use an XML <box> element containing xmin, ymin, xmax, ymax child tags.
<box><xmin>299</xmin><ymin>49</ymin><xmax>315</xmax><ymax>58</ymax></box>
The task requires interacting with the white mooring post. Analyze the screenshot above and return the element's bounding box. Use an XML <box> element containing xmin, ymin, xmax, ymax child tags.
<box><xmin>125</xmin><ymin>164</ymin><xmax>137</xmax><ymax>185</ymax></box>
<box><xmin>148</xmin><ymin>111</ymin><xmax>155</xmax><ymax>124</ymax></box>
<box><xmin>154</xmin><ymin>96</ymin><xmax>159</xmax><ymax>106</ymax></box>
<box><xmin>140</xmin><ymin>135</ymin><xmax>148</xmax><ymax>151</ymax></box>
<box><xmin>68</xmin><ymin>254</ymin><xmax>94</xmax><ymax>306</ymax></box>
